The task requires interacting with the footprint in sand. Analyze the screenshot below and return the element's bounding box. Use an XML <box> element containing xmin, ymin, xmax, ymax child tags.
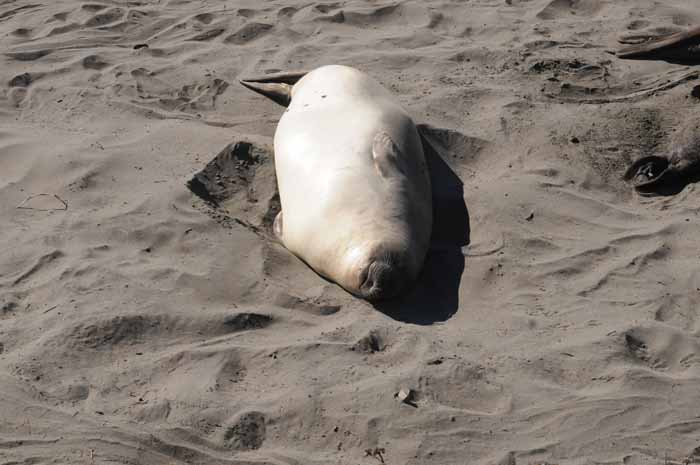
<box><xmin>623</xmin><ymin>326</ymin><xmax>700</xmax><ymax>373</ymax></box>
<box><xmin>6</xmin><ymin>50</ymin><xmax>52</xmax><ymax>61</ymax></box>
<box><xmin>1</xmin><ymin>301</ymin><xmax>20</xmax><ymax>320</ymax></box>
<box><xmin>81</xmin><ymin>4</ymin><xmax>108</xmax><ymax>13</ymax></box>
<box><xmin>222</xmin><ymin>411</ymin><xmax>266</xmax><ymax>450</ymax></box>
<box><xmin>224</xmin><ymin>22</ymin><xmax>273</xmax><ymax>45</ymax></box>
<box><xmin>318</xmin><ymin>4</ymin><xmax>404</xmax><ymax>28</ymax></box>
<box><xmin>193</xmin><ymin>12</ymin><xmax>214</xmax><ymax>24</ymax></box>
<box><xmin>626</xmin><ymin>19</ymin><xmax>651</xmax><ymax>31</ymax></box>
<box><xmin>11</xmin><ymin>27</ymin><xmax>33</xmax><ymax>37</ymax></box>
<box><xmin>237</xmin><ymin>8</ymin><xmax>258</xmax><ymax>19</ymax></box>
<box><xmin>222</xmin><ymin>313</ymin><xmax>274</xmax><ymax>332</ymax></box>
<box><xmin>67</xmin><ymin>314</ymin><xmax>163</xmax><ymax>349</ymax></box>
<box><xmin>353</xmin><ymin>330</ymin><xmax>387</xmax><ymax>354</ymax></box>
<box><xmin>536</xmin><ymin>0</ymin><xmax>603</xmax><ymax>20</ymax></box>
<box><xmin>188</xmin><ymin>27</ymin><xmax>225</xmax><ymax>41</ymax></box>
<box><xmin>11</xmin><ymin>250</ymin><xmax>64</xmax><ymax>287</ymax></box>
<box><xmin>313</xmin><ymin>3</ymin><xmax>342</xmax><ymax>14</ymax></box>
<box><xmin>84</xmin><ymin>7</ymin><xmax>125</xmax><ymax>27</ymax></box>
<box><xmin>277</xmin><ymin>6</ymin><xmax>299</xmax><ymax>19</ymax></box>
<box><xmin>9</xmin><ymin>72</ymin><xmax>34</xmax><ymax>87</ymax></box>
<box><xmin>417</xmin><ymin>361</ymin><xmax>511</xmax><ymax>414</ymax></box>
<box><xmin>82</xmin><ymin>54</ymin><xmax>109</xmax><ymax>70</ymax></box>
<box><xmin>50</xmin><ymin>11</ymin><xmax>70</xmax><ymax>22</ymax></box>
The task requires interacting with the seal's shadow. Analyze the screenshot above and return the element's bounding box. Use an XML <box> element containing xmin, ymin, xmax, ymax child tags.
<box><xmin>373</xmin><ymin>125</ymin><xmax>480</xmax><ymax>325</ymax></box>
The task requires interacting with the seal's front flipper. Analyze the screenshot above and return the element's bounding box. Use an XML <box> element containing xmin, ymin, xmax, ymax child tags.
<box><xmin>372</xmin><ymin>132</ymin><xmax>406</xmax><ymax>179</ymax></box>
<box><xmin>239</xmin><ymin>70</ymin><xmax>308</xmax><ymax>107</ymax></box>
<box><xmin>624</xmin><ymin>155</ymin><xmax>677</xmax><ymax>196</ymax></box>
<box><xmin>617</xmin><ymin>26</ymin><xmax>700</xmax><ymax>64</ymax></box>
<box><xmin>273</xmin><ymin>211</ymin><xmax>283</xmax><ymax>241</ymax></box>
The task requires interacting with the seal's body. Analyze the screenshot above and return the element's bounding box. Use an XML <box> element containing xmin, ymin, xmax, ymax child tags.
<box><xmin>242</xmin><ymin>65</ymin><xmax>432</xmax><ymax>300</ymax></box>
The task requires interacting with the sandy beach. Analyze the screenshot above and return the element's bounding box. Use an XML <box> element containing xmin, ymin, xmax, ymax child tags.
<box><xmin>3</xmin><ymin>1</ymin><xmax>700</xmax><ymax>464</ymax></box>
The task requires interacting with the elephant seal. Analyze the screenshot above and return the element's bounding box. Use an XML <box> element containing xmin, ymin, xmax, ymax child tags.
<box><xmin>240</xmin><ymin>65</ymin><xmax>432</xmax><ymax>301</ymax></box>
<box><xmin>626</xmin><ymin>120</ymin><xmax>700</xmax><ymax>195</ymax></box>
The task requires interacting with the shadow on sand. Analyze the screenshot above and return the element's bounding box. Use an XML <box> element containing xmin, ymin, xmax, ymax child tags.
<box><xmin>374</xmin><ymin>125</ymin><xmax>480</xmax><ymax>325</ymax></box>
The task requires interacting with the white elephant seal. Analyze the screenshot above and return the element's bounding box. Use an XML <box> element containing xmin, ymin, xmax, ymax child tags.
<box><xmin>240</xmin><ymin>65</ymin><xmax>432</xmax><ymax>301</ymax></box>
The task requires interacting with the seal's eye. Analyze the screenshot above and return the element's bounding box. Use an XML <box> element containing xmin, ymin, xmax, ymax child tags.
<box><xmin>625</xmin><ymin>156</ymin><xmax>670</xmax><ymax>188</ymax></box>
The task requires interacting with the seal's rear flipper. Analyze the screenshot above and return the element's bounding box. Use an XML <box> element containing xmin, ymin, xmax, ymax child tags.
<box><xmin>239</xmin><ymin>70</ymin><xmax>308</xmax><ymax>107</ymax></box>
<box><xmin>617</xmin><ymin>26</ymin><xmax>700</xmax><ymax>64</ymax></box>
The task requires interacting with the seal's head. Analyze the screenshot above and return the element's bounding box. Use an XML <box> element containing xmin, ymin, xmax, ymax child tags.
<box><xmin>337</xmin><ymin>240</ymin><xmax>421</xmax><ymax>302</ymax></box>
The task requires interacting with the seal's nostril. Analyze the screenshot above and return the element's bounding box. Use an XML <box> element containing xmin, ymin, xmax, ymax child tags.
<box><xmin>359</xmin><ymin>260</ymin><xmax>404</xmax><ymax>301</ymax></box>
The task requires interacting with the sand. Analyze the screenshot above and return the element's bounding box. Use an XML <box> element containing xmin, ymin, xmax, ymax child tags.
<box><xmin>2</xmin><ymin>1</ymin><xmax>700</xmax><ymax>464</ymax></box>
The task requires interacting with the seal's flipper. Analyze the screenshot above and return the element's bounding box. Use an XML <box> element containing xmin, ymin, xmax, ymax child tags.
<box><xmin>239</xmin><ymin>70</ymin><xmax>308</xmax><ymax>107</ymax></box>
<box><xmin>372</xmin><ymin>132</ymin><xmax>406</xmax><ymax>179</ymax></box>
<box><xmin>273</xmin><ymin>211</ymin><xmax>283</xmax><ymax>240</ymax></box>
<box><xmin>625</xmin><ymin>156</ymin><xmax>673</xmax><ymax>194</ymax></box>
<box><xmin>240</xmin><ymin>71</ymin><xmax>309</xmax><ymax>85</ymax></box>
<box><xmin>240</xmin><ymin>81</ymin><xmax>293</xmax><ymax>107</ymax></box>
<box><xmin>617</xmin><ymin>26</ymin><xmax>700</xmax><ymax>64</ymax></box>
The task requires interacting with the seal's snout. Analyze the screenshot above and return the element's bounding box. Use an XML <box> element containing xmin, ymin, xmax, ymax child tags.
<box><xmin>359</xmin><ymin>260</ymin><xmax>402</xmax><ymax>302</ymax></box>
